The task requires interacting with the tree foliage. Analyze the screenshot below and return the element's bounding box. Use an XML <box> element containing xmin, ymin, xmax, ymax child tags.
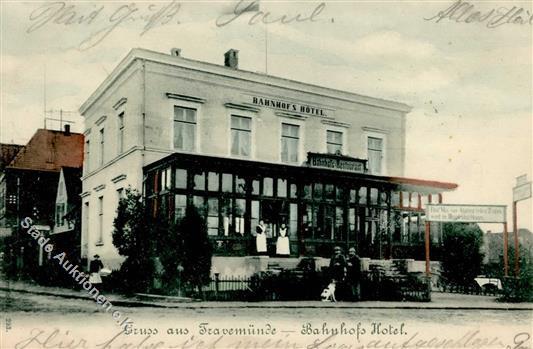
<box><xmin>112</xmin><ymin>188</ymin><xmax>153</xmax><ymax>292</ymax></box>
<box><xmin>441</xmin><ymin>223</ymin><xmax>484</xmax><ymax>286</ymax></box>
<box><xmin>151</xmin><ymin>209</ymin><xmax>181</xmax><ymax>289</ymax></box>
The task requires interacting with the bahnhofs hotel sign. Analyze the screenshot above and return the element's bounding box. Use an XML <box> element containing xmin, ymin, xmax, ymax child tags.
<box><xmin>251</xmin><ymin>96</ymin><xmax>328</xmax><ymax>117</ymax></box>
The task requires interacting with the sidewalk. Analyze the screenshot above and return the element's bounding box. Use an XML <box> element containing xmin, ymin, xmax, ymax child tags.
<box><xmin>1</xmin><ymin>279</ymin><xmax>532</xmax><ymax>310</ymax></box>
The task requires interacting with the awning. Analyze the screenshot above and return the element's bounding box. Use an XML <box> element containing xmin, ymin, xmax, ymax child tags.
<box><xmin>384</xmin><ymin>176</ymin><xmax>458</xmax><ymax>195</ymax></box>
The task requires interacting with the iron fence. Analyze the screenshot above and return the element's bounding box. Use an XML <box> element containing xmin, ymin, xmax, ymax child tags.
<box><xmin>439</xmin><ymin>283</ymin><xmax>500</xmax><ymax>296</ymax></box>
<box><xmin>198</xmin><ymin>275</ymin><xmax>254</xmax><ymax>301</ymax></box>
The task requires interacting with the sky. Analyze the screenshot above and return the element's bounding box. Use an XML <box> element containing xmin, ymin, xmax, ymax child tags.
<box><xmin>1</xmin><ymin>0</ymin><xmax>531</xmax><ymax>231</ymax></box>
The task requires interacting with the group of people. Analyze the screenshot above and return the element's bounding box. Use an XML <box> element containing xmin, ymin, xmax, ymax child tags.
<box><xmin>255</xmin><ymin>220</ymin><xmax>290</xmax><ymax>256</ymax></box>
<box><xmin>328</xmin><ymin>246</ymin><xmax>362</xmax><ymax>301</ymax></box>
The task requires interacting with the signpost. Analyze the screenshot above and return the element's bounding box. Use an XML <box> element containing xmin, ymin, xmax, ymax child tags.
<box><xmin>426</xmin><ymin>204</ymin><xmax>507</xmax><ymax>276</ymax></box>
<box><xmin>512</xmin><ymin>175</ymin><xmax>532</xmax><ymax>276</ymax></box>
<box><xmin>513</xmin><ymin>182</ymin><xmax>531</xmax><ymax>202</ymax></box>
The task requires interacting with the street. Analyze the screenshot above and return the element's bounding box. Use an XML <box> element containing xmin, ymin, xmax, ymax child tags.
<box><xmin>1</xmin><ymin>290</ymin><xmax>531</xmax><ymax>349</ymax></box>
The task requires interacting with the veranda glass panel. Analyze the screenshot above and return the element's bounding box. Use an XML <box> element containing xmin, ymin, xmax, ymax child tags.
<box><xmin>207</xmin><ymin>198</ymin><xmax>219</xmax><ymax>236</ymax></box>
<box><xmin>193</xmin><ymin>172</ymin><xmax>205</xmax><ymax>191</ymax></box>
<box><xmin>174</xmin><ymin>194</ymin><xmax>187</xmax><ymax>221</ymax></box>
<box><xmin>263</xmin><ymin>177</ymin><xmax>273</xmax><ymax>196</ymax></box>
<box><xmin>235</xmin><ymin>199</ymin><xmax>246</xmax><ymax>235</ymax></box>
<box><xmin>277</xmin><ymin>179</ymin><xmax>287</xmax><ymax>198</ymax></box>
<box><xmin>208</xmin><ymin>172</ymin><xmax>219</xmax><ymax>192</ymax></box>
<box><xmin>175</xmin><ymin>169</ymin><xmax>187</xmax><ymax>189</ymax></box>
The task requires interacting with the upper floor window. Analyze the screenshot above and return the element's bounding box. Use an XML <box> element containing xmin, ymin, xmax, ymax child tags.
<box><xmin>327</xmin><ymin>130</ymin><xmax>343</xmax><ymax>154</ymax></box>
<box><xmin>174</xmin><ymin>106</ymin><xmax>196</xmax><ymax>151</ymax></box>
<box><xmin>368</xmin><ymin>136</ymin><xmax>383</xmax><ymax>174</ymax></box>
<box><xmin>85</xmin><ymin>139</ymin><xmax>90</xmax><ymax>173</ymax></box>
<box><xmin>231</xmin><ymin>115</ymin><xmax>251</xmax><ymax>157</ymax></box>
<box><xmin>117</xmin><ymin>112</ymin><xmax>124</xmax><ymax>154</ymax></box>
<box><xmin>281</xmin><ymin>123</ymin><xmax>299</xmax><ymax>163</ymax></box>
<box><xmin>99</xmin><ymin>128</ymin><xmax>105</xmax><ymax>166</ymax></box>
<box><xmin>55</xmin><ymin>202</ymin><xmax>67</xmax><ymax>227</ymax></box>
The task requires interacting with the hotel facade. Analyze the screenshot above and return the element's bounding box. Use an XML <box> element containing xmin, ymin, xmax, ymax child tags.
<box><xmin>80</xmin><ymin>48</ymin><xmax>456</xmax><ymax>274</ymax></box>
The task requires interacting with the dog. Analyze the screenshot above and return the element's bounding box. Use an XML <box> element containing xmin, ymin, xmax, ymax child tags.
<box><xmin>320</xmin><ymin>280</ymin><xmax>337</xmax><ymax>302</ymax></box>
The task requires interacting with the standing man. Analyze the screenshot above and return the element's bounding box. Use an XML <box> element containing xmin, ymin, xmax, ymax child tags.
<box><xmin>329</xmin><ymin>246</ymin><xmax>347</xmax><ymax>300</ymax></box>
<box><xmin>346</xmin><ymin>247</ymin><xmax>362</xmax><ymax>301</ymax></box>
<box><xmin>329</xmin><ymin>246</ymin><xmax>347</xmax><ymax>282</ymax></box>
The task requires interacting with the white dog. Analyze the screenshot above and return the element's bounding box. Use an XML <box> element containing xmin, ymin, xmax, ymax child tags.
<box><xmin>320</xmin><ymin>281</ymin><xmax>337</xmax><ymax>302</ymax></box>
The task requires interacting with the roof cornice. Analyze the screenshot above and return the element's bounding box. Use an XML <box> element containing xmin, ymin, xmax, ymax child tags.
<box><xmin>79</xmin><ymin>48</ymin><xmax>413</xmax><ymax>115</ymax></box>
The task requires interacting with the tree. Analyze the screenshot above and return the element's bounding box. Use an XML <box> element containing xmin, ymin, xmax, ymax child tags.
<box><xmin>112</xmin><ymin>188</ymin><xmax>153</xmax><ymax>292</ymax></box>
<box><xmin>151</xmin><ymin>209</ymin><xmax>182</xmax><ymax>290</ymax></box>
<box><xmin>112</xmin><ymin>191</ymin><xmax>212</xmax><ymax>295</ymax></box>
<box><xmin>179</xmin><ymin>206</ymin><xmax>212</xmax><ymax>293</ymax></box>
<box><xmin>441</xmin><ymin>223</ymin><xmax>484</xmax><ymax>286</ymax></box>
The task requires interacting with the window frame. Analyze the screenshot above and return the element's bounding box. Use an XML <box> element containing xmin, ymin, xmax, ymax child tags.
<box><xmin>279</xmin><ymin>120</ymin><xmax>304</xmax><ymax>164</ymax></box>
<box><xmin>326</xmin><ymin>129</ymin><xmax>344</xmax><ymax>155</ymax></box>
<box><xmin>97</xmin><ymin>196</ymin><xmax>104</xmax><ymax>245</ymax></box>
<box><xmin>117</xmin><ymin>110</ymin><xmax>125</xmax><ymax>154</ymax></box>
<box><xmin>82</xmin><ymin>201</ymin><xmax>89</xmax><ymax>257</ymax></box>
<box><xmin>55</xmin><ymin>202</ymin><xmax>67</xmax><ymax>227</ymax></box>
<box><xmin>364</xmin><ymin>130</ymin><xmax>387</xmax><ymax>175</ymax></box>
<box><xmin>99</xmin><ymin>128</ymin><xmax>105</xmax><ymax>167</ymax></box>
<box><xmin>229</xmin><ymin>114</ymin><xmax>254</xmax><ymax>158</ymax></box>
<box><xmin>84</xmin><ymin>139</ymin><xmax>90</xmax><ymax>174</ymax></box>
<box><xmin>171</xmin><ymin>101</ymin><xmax>201</xmax><ymax>153</ymax></box>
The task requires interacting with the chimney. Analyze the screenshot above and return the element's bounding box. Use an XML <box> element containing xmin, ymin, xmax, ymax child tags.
<box><xmin>224</xmin><ymin>49</ymin><xmax>239</xmax><ymax>69</ymax></box>
<box><xmin>171</xmin><ymin>48</ymin><xmax>181</xmax><ymax>57</ymax></box>
<box><xmin>64</xmin><ymin>124</ymin><xmax>71</xmax><ymax>136</ymax></box>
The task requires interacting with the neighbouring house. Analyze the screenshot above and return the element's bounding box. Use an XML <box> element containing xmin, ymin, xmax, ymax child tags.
<box><xmin>51</xmin><ymin>167</ymin><xmax>83</xmax><ymax>265</ymax></box>
<box><xmin>483</xmin><ymin>229</ymin><xmax>533</xmax><ymax>265</ymax></box>
<box><xmin>79</xmin><ymin>47</ymin><xmax>457</xmax><ymax>275</ymax></box>
<box><xmin>0</xmin><ymin>126</ymin><xmax>83</xmax><ymax>280</ymax></box>
<box><xmin>0</xmin><ymin>143</ymin><xmax>24</xmax><ymax>238</ymax></box>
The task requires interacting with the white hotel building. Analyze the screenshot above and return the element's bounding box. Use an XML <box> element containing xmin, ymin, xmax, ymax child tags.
<box><xmin>79</xmin><ymin>48</ymin><xmax>456</xmax><ymax>274</ymax></box>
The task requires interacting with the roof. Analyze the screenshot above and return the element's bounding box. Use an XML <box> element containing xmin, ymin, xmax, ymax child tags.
<box><xmin>8</xmin><ymin>129</ymin><xmax>84</xmax><ymax>172</ymax></box>
<box><xmin>80</xmin><ymin>48</ymin><xmax>413</xmax><ymax>115</ymax></box>
<box><xmin>486</xmin><ymin>229</ymin><xmax>532</xmax><ymax>238</ymax></box>
<box><xmin>61</xmin><ymin>167</ymin><xmax>82</xmax><ymax>203</ymax></box>
<box><xmin>144</xmin><ymin>152</ymin><xmax>457</xmax><ymax>195</ymax></box>
<box><xmin>0</xmin><ymin>143</ymin><xmax>24</xmax><ymax>171</ymax></box>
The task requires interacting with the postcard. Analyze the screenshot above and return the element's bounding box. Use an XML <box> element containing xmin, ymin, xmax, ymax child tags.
<box><xmin>1</xmin><ymin>1</ymin><xmax>531</xmax><ymax>348</ymax></box>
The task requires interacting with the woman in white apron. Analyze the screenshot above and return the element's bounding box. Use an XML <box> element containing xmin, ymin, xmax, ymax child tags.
<box><xmin>256</xmin><ymin>220</ymin><xmax>267</xmax><ymax>254</ymax></box>
<box><xmin>276</xmin><ymin>223</ymin><xmax>290</xmax><ymax>256</ymax></box>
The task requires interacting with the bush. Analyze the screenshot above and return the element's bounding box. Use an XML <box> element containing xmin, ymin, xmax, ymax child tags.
<box><xmin>249</xmin><ymin>266</ymin><xmax>325</xmax><ymax>301</ymax></box>
<box><xmin>361</xmin><ymin>271</ymin><xmax>430</xmax><ymax>302</ymax></box>
<box><xmin>498</xmin><ymin>245</ymin><xmax>533</xmax><ymax>302</ymax></box>
<box><xmin>500</xmin><ymin>276</ymin><xmax>533</xmax><ymax>302</ymax></box>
